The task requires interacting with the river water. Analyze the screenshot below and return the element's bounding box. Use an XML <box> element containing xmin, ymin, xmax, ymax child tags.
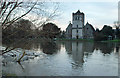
<box><xmin>2</xmin><ymin>41</ymin><xmax>119</xmax><ymax>76</ymax></box>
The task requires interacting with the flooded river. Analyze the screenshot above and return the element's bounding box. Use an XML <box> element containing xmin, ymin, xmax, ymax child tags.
<box><xmin>2</xmin><ymin>41</ymin><xmax>119</xmax><ymax>76</ymax></box>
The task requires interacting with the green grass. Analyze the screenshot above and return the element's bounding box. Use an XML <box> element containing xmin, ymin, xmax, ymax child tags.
<box><xmin>57</xmin><ymin>38</ymin><xmax>120</xmax><ymax>42</ymax></box>
<box><xmin>56</xmin><ymin>38</ymin><xmax>94</xmax><ymax>42</ymax></box>
<box><xmin>104</xmin><ymin>39</ymin><xmax>120</xmax><ymax>42</ymax></box>
<box><xmin>100</xmin><ymin>39</ymin><xmax>120</xmax><ymax>42</ymax></box>
<box><xmin>3</xmin><ymin>73</ymin><xmax>17</xmax><ymax>76</ymax></box>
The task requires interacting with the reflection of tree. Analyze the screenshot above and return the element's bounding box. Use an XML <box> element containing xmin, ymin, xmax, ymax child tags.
<box><xmin>3</xmin><ymin>40</ymin><xmax>35</xmax><ymax>50</ymax></box>
<box><xmin>3</xmin><ymin>38</ymin><xmax>61</xmax><ymax>55</ymax></box>
<box><xmin>82</xmin><ymin>42</ymin><xmax>95</xmax><ymax>58</ymax></box>
<box><xmin>94</xmin><ymin>42</ymin><xmax>114</xmax><ymax>54</ymax></box>
<box><xmin>83</xmin><ymin>42</ymin><xmax>94</xmax><ymax>52</ymax></box>
<box><xmin>40</xmin><ymin>39</ymin><xmax>60</xmax><ymax>54</ymax></box>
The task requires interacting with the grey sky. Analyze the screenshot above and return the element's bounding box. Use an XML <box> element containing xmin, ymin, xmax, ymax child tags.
<box><xmin>50</xmin><ymin>1</ymin><xmax>118</xmax><ymax>30</ymax></box>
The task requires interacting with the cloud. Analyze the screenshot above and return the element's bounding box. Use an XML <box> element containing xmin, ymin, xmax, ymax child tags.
<box><xmin>55</xmin><ymin>2</ymin><xmax>118</xmax><ymax>30</ymax></box>
<box><xmin>23</xmin><ymin>1</ymin><xmax>118</xmax><ymax>31</ymax></box>
<box><xmin>42</xmin><ymin>0</ymin><xmax>119</xmax><ymax>2</ymax></box>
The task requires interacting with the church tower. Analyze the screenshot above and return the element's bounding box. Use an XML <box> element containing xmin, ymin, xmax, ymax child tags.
<box><xmin>72</xmin><ymin>10</ymin><xmax>84</xmax><ymax>39</ymax></box>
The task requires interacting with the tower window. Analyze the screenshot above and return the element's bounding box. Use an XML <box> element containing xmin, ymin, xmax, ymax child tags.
<box><xmin>77</xmin><ymin>25</ymin><xmax>78</xmax><ymax>28</ymax></box>
<box><xmin>75</xmin><ymin>16</ymin><xmax>79</xmax><ymax>20</ymax></box>
<box><xmin>75</xmin><ymin>17</ymin><xmax>77</xmax><ymax>20</ymax></box>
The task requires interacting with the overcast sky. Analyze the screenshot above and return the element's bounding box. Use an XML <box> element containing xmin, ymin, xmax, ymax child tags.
<box><xmin>47</xmin><ymin>0</ymin><xmax>119</xmax><ymax>31</ymax></box>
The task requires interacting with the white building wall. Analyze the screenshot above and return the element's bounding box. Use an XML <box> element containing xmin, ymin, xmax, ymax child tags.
<box><xmin>72</xmin><ymin>29</ymin><xmax>83</xmax><ymax>39</ymax></box>
<box><xmin>72</xmin><ymin>15</ymin><xmax>84</xmax><ymax>39</ymax></box>
<box><xmin>72</xmin><ymin>29</ymin><xmax>76</xmax><ymax>39</ymax></box>
<box><xmin>72</xmin><ymin>17</ymin><xmax>83</xmax><ymax>28</ymax></box>
<box><xmin>118</xmin><ymin>1</ymin><xmax>120</xmax><ymax>24</ymax></box>
<box><xmin>78</xmin><ymin>29</ymin><xmax>83</xmax><ymax>38</ymax></box>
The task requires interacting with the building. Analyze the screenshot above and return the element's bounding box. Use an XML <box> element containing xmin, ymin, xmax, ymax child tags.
<box><xmin>72</xmin><ymin>10</ymin><xmax>84</xmax><ymax>39</ymax></box>
<box><xmin>66</xmin><ymin>10</ymin><xmax>95</xmax><ymax>39</ymax></box>
<box><xmin>83</xmin><ymin>22</ymin><xmax>95</xmax><ymax>39</ymax></box>
<box><xmin>66</xmin><ymin>22</ymin><xmax>72</xmax><ymax>39</ymax></box>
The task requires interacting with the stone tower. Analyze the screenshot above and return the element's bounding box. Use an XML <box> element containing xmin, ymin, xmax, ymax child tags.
<box><xmin>72</xmin><ymin>10</ymin><xmax>84</xmax><ymax>39</ymax></box>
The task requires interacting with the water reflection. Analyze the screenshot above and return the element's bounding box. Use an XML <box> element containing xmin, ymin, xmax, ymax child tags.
<box><xmin>64</xmin><ymin>41</ymin><xmax>119</xmax><ymax>69</ymax></box>
<box><xmin>2</xmin><ymin>41</ymin><xmax>119</xmax><ymax>76</ymax></box>
<box><xmin>65</xmin><ymin>41</ymin><xmax>94</xmax><ymax>68</ymax></box>
<box><xmin>3</xmin><ymin>40</ymin><xmax>38</xmax><ymax>50</ymax></box>
<box><xmin>40</xmin><ymin>40</ymin><xmax>60</xmax><ymax>54</ymax></box>
<box><xmin>94</xmin><ymin>42</ymin><xmax>114</xmax><ymax>54</ymax></box>
<box><xmin>3</xmin><ymin>39</ymin><xmax>61</xmax><ymax>55</ymax></box>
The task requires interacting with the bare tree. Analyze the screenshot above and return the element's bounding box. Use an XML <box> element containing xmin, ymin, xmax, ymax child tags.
<box><xmin>1</xmin><ymin>0</ymin><xmax>38</xmax><ymax>55</ymax></box>
<box><xmin>0</xmin><ymin>0</ymin><xmax>37</xmax><ymax>30</ymax></box>
<box><xmin>1</xmin><ymin>0</ymin><xmax>38</xmax><ymax>63</ymax></box>
<box><xmin>1</xmin><ymin>0</ymin><xmax>60</xmax><ymax>62</ymax></box>
<box><xmin>26</xmin><ymin>2</ymin><xmax>60</xmax><ymax>30</ymax></box>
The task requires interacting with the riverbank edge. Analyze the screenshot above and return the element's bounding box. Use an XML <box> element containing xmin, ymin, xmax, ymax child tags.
<box><xmin>56</xmin><ymin>38</ymin><xmax>94</xmax><ymax>42</ymax></box>
<box><xmin>101</xmin><ymin>39</ymin><xmax>120</xmax><ymax>42</ymax></box>
<box><xmin>56</xmin><ymin>38</ymin><xmax>120</xmax><ymax>42</ymax></box>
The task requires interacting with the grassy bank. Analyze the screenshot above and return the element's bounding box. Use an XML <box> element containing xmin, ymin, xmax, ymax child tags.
<box><xmin>56</xmin><ymin>38</ymin><xmax>94</xmax><ymax>42</ymax></box>
<box><xmin>101</xmin><ymin>39</ymin><xmax>120</xmax><ymax>42</ymax></box>
<box><xmin>57</xmin><ymin>38</ymin><xmax>120</xmax><ymax>42</ymax></box>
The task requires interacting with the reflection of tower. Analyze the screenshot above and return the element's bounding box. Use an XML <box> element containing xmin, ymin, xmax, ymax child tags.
<box><xmin>71</xmin><ymin>42</ymin><xmax>84</xmax><ymax>68</ymax></box>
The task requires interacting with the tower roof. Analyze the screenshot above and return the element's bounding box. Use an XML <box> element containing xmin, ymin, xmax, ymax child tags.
<box><xmin>66</xmin><ymin>22</ymin><xmax>72</xmax><ymax>29</ymax></box>
<box><xmin>68</xmin><ymin>22</ymin><xmax>72</xmax><ymax>26</ymax></box>
<box><xmin>73</xmin><ymin>10</ymin><xmax>84</xmax><ymax>15</ymax></box>
<box><xmin>76</xmin><ymin>10</ymin><xmax>80</xmax><ymax>14</ymax></box>
<box><xmin>86</xmin><ymin>22</ymin><xmax>89</xmax><ymax>25</ymax></box>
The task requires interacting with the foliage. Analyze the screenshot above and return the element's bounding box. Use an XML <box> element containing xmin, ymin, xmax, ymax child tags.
<box><xmin>41</xmin><ymin>23</ymin><xmax>61</xmax><ymax>39</ymax></box>
<box><xmin>0</xmin><ymin>0</ymin><xmax>37</xmax><ymax>30</ymax></box>
<box><xmin>101</xmin><ymin>25</ymin><xmax>113</xmax><ymax>36</ymax></box>
<box><xmin>1</xmin><ymin>0</ymin><xmax>61</xmax><ymax>63</ymax></box>
<box><xmin>2</xmin><ymin>19</ymin><xmax>34</xmax><ymax>44</ymax></box>
<box><xmin>94</xmin><ymin>25</ymin><xmax>113</xmax><ymax>41</ymax></box>
<box><xmin>94</xmin><ymin>32</ymin><xmax>107</xmax><ymax>41</ymax></box>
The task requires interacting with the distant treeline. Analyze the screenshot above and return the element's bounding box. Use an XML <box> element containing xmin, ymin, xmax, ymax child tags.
<box><xmin>94</xmin><ymin>25</ymin><xmax>120</xmax><ymax>41</ymax></box>
<box><xmin>2</xmin><ymin>19</ymin><xmax>65</xmax><ymax>44</ymax></box>
<box><xmin>2</xmin><ymin>19</ymin><xmax>120</xmax><ymax>43</ymax></box>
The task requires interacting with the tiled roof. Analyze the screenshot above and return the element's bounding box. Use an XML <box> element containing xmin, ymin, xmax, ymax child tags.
<box><xmin>86</xmin><ymin>22</ymin><xmax>95</xmax><ymax>31</ymax></box>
